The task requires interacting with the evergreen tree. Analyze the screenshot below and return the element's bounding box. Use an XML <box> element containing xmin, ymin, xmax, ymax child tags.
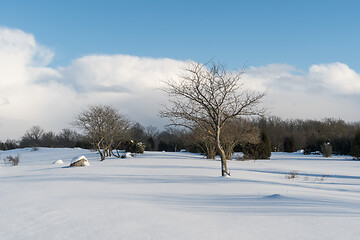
<box><xmin>261</xmin><ymin>130</ymin><xmax>272</xmax><ymax>159</ymax></box>
<box><xmin>351</xmin><ymin>130</ymin><xmax>360</xmax><ymax>159</ymax></box>
<box><xmin>158</xmin><ymin>140</ymin><xmax>168</xmax><ymax>151</ymax></box>
<box><xmin>320</xmin><ymin>142</ymin><xmax>332</xmax><ymax>157</ymax></box>
<box><xmin>283</xmin><ymin>136</ymin><xmax>296</xmax><ymax>152</ymax></box>
<box><xmin>243</xmin><ymin>130</ymin><xmax>271</xmax><ymax>159</ymax></box>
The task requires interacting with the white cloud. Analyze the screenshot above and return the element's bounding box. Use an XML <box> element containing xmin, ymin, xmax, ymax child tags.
<box><xmin>0</xmin><ymin>26</ymin><xmax>359</xmax><ymax>140</ymax></box>
<box><xmin>0</xmin><ymin>27</ymin><xmax>68</xmax><ymax>139</ymax></box>
<box><xmin>60</xmin><ymin>54</ymin><xmax>182</xmax><ymax>93</ymax></box>
<box><xmin>309</xmin><ymin>62</ymin><xmax>360</xmax><ymax>94</ymax></box>
<box><xmin>57</xmin><ymin>54</ymin><xmax>184</xmax><ymax>130</ymax></box>
<box><xmin>0</xmin><ymin>27</ymin><xmax>185</xmax><ymax>139</ymax></box>
<box><xmin>247</xmin><ymin>62</ymin><xmax>360</xmax><ymax>95</ymax></box>
<box><xmin>244</xmin><ymin>64</ymin><xmax>303</xmax><ymax>92</ymax></box>
<box><xmin>246</xmin><ymin>63</ymin><xmax>360</xmax><ymax>121</ymax></box>
<box><xmin>0</xmin><ymin>27</ymin><xmax>53</xmax><ymax>68</ymax></box>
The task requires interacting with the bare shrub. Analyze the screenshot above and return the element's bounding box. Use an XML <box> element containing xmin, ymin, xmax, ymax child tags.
<box><xmin>320</xmin><ymin>175</ymin><xmax>329</xmax><ymax>182</ymax></box>
<box><xmin>285</xmin><ymin>170</ymin><xmax>299</xmax><ymax>179</ymax></box>
<box><xmin>3</xmin><ymin>155</ymin><xmax>20</xmax><ymax>166</ymax></box>
<box><xmin>315</xmin><ymin>175</ymin><xmax>329</xmax><ymax>182</ymax></box>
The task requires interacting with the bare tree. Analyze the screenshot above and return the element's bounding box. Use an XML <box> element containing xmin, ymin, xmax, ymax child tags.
<box><xmin>74</xmin><ymin>105</ymin><xmax>130</xmax><ymax>160</ymax></box>
<box><xmin>145</xmin><ymin>125</ymin><xmax>159</xmax><ymax>150</ymax></box>
<box><xmin>161</xmin><ymin>61</ymin><xmax>266</xmax><ymax>176</ymax></box>
<box><xmin>56</xmin><ymin>128</ymin><xmax>81</xmax><ymax>147</ymax></box>
<box><xmin>145</xmin><ymin>125</ymin><xmax>159</xmax><ymax>139</ymax></box>
<box><xmin>156</xmin><ymin>127</ymin><xmax>186</xmax><ymax>152</ymax></box>
<box><xmin>20</xmin><ymin>126</ymin><xmax>44</xmax><ymax>147</ymax></box>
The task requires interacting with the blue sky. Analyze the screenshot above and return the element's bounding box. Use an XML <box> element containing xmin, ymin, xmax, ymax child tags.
<box><xmin>1</xmin><ymin>0</ymin><xmax>360</xmax><ymax>139</ymax></box>
<box><xmin>1</xmin><ymin>0</ymin><xmax>359</xmax><ymax>70</ymax></box>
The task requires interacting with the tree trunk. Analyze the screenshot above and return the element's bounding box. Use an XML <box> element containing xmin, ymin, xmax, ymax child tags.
<box><xmin>98</xmin><ymin>146</ymin><xmax>105</xmax><ymax>161</ymax></box>
<box><xmin>206</xmin><ymin>144</ymin><xmax>216</xmax><ymax>159</ymax></box>
<box><xmin>216</xmin><ymin>126</ymin><xmax>230</xmax><ymax>176</ymax></box>
<box><xmin>225</xmin><ymin>149</ymin><xmax>232</xmax><ymax>160</ymax></box>
<box><xmin>224</xmin><ymin>142</ymin><xmax>235</xmax><ymax>160</ymax></box>
<box><xmin>108</xmin><ymin>148</ymin><xmax>112</xmax><ymax>157</ymax></box>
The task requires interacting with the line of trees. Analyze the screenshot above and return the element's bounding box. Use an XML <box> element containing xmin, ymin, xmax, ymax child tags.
<box><xmin>1</xmin><ymin>116</ymin><xmax>360</xmax><ymax>160</ymax></box>
<box><xmin>124</xmin><ymin>117</ymin><xmax>360</xmax><ymax>158</ymax></box>
<box><xmin>255</xmin><ymin>117</ymin><xmax>360</xmax><ymax>155</ymax></box>
<box><xmin>17</xmin><ymin>126</ymin><xmax>90</xmax><ymax>149</ymax></box>
<box><xmin>0</xmin><ymin>127</ymin><xmax>91</xmax><ymax>151</ymax></box>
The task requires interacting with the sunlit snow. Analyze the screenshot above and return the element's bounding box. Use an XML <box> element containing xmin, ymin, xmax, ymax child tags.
<box><xmin>1</xmin><ymin>148</ymin><xmax>359</xmax><ymax>239</ymax></box>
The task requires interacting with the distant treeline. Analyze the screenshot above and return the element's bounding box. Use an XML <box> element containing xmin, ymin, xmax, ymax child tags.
<box><xmin>0</xmin><ymin>127</ymin><xmax>91</xmax><ymax>150</ymax></box>
<box><xmin>1</xmin><ymin>117</ymin><xmax>360</xmax><ymax>156</ymax></box>
<box><xmin>255</xmin><ymin>117</ymin><xmax>359</xmax><ymax>155</ymax></box>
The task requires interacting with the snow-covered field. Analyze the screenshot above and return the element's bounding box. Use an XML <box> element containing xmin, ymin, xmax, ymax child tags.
<box><xmin>1</xmin><ymin>148</ymin><xmax>360</xmax><ymax>240</ymax></box>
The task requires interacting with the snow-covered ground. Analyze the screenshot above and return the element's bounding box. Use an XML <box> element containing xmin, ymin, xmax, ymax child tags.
<box><xmin>1</xmin><ymin>148</ymin><xmax>359</xmax><ymax>240</ymax></box>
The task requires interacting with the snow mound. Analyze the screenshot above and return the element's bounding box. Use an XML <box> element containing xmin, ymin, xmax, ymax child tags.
<box><xmin>70</xmin><ymin>156</ymin><xmax>90</xmax><ymax>167</ymax></box>
<box><xmin>263</xmin><ymin>194</ymin><xmax>283</xmax><ymax>199</ymax></box>
<box><xmin>261</xmin><ymin>194</ymin><xmax>295</xmax><ymax>201</ymax></box>
<box><xmin>53</xmin><ymin>159</ymin><xmax>64</xmax><ymax>164</ymax></box>
<box><xmin>121</xmin><ymin>152</ymin><xmax>134</xmax><ymax>158</ymax></box>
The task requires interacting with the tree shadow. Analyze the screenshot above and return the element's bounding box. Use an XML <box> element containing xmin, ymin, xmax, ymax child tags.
<box><xmin>132</xmin><ymin>193</ymin><xmax>360</xmax><ymax>216</ymax></box>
